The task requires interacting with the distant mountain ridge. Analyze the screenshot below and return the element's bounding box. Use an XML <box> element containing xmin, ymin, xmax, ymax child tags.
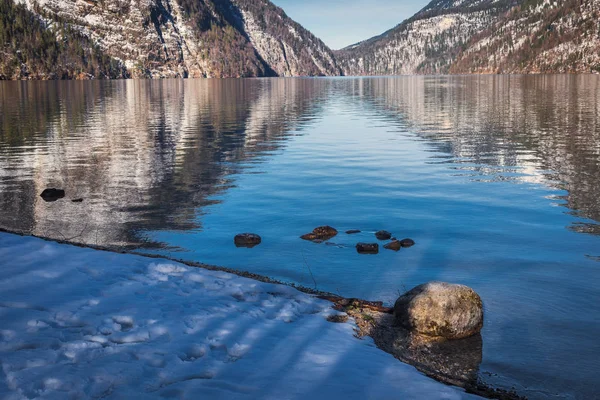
<box><xmin>337</xmin><ymin>0</ymin><xmax>600</xmax><ymax>75</ymax></box>
<box><xmin>1</xmin><ymin>0</ymin><xmax>598</xmax><ymax>79</ymax></box>
<box><xmin>335</xmin><ymin>0</ymin><xmax>520</xmax><ymax>75</ymax></box>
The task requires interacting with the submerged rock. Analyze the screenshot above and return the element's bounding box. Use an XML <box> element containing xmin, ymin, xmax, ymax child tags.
<box><xmin>345</xmin><ymin>229</ymin><xmax>361</xmax><ymax>234</ymax></box>
<box><xmin>399</xmin><ymin>238</ymin><xmax>415</xmax><ymax>248</ymax></box>
<box><xmin>356</xmin><ymin>243</ymin><xmax>379</xmax><ymax>254</ymax></box>
<box><xmin>40</xmin><ymin>188</ymin><xmax>65</xmax><ymax>202</ymax></box>
<box><xmin>383</xmin><ymin>240</ymin><xmax>402</xmax><ymax>251</ymax></box>
<box><xmin>234</xmin><ymin>233</ymin><xmax>262</xmax><ymax>248</ymax></box>
<box><xmin>394</xmin><ymin>282</ymin><xmax>483</xmax><ymax>339</ymax></box>
<box><xmin>300</xmin><ymin>226</ymin><xmax>338</xmax><ymax>241</ymax></box>
<box><xmin>375</xmin><ymin>230</ymin><xmax>392</xmax><ymax>240</ymax></box>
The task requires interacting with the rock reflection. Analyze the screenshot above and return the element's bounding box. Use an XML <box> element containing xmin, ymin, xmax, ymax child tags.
<box><xmin>354</xmin><ymin>311</ymin><xmax>482</xmax><ymax>389</ymax></box>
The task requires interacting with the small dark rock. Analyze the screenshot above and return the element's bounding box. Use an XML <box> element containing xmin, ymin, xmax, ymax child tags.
<box><xmin>326</xmin><ymin>314</ymin><xmax>349</xmax><ymax>323</ymax></box>
<box><xmin>71</xmin><ymin>198</ymin><xmax>84</xmax><ymax>203</ymax></box>
<box><xmin>40</xmin><ymin>188</ymin><xmax>65</xmax><ymax>202</ymax></box>
<box><xmin>356</xmin><ymin>243</ymin><xmax>379</xmax><ymax>254</ymax></box>
<box><xmin>313</xmin><ymin>225</ymin><xmax>338</xmax><ymax>238</ymax></box>
<box><xmin>375</xmin><ymin>230</ymin><xmax>392</xmax><ymax>240</ymax></box>
<box><xmin>300</xmin><ymin>226</ymin><xmax>338</xmax><ymax>242</ymax></box>
<box><xmin>234</xmin><ymin>233</ymin><xmax>262</xmax><ymax>248</ymax></box>
<box><xmin>391</xmin><ymin>237</ymin><xmax>397</xmax><ymax>241</ymax></box>
<box><xmin>400</xmin><ymin>238</ymin><xmax>415</xmax><ymax>248</ymax></box>
<box><xmin>383</xmin><ymin>240</ymin><xmax>402</xmax><ymax>251</ymax></box>
<box><xmin>346</xmin><ymin>229</ymin><xmax>361</xmax><ymax>234</ymax></box>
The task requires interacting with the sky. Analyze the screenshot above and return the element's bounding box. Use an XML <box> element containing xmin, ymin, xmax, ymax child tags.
<box><xmin>271</xmin><ymin>0</ymin><xmax>428</xmax><ymax>50</ymax></box>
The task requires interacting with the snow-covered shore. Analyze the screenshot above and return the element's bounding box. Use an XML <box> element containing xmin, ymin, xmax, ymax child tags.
<box><xmin>0</xmin><ymin>232</ymin><xmax>477</xmax><ymax>399</ymax></box>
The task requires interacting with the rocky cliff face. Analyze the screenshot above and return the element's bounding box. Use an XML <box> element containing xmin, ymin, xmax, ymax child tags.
<box><xmin>450</xmin><ymin>0</ymin><xmax>600</xmax><ymax>74</ymax></box>
<box><xmin>2</xmin><ymin>0</ymin><xmax>340</xmax><ymax>79</ymax></box>
<box><xmin>232</xmin><ymin>0</ymin><xmax>340</xmax><ymax>77</ymax></box>
<box><xmin>336</xmin><ymin>0</ymin><xmax>518</xmax><ymax>75</ymax></box>
<box><xmin>337</xmin><ymin>0</ymin><xmax>600</xmax><ymax>75</ymax></box>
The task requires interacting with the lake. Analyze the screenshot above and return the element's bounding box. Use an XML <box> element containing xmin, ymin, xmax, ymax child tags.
<box><xmin>1</xmin><ymin>76</ymin><xmax>599</xmax><ymax>399</ymax></box>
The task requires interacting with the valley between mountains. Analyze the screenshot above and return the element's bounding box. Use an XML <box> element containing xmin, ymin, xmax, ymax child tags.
<box><xmin>1</xmin><ymin>0</ymin><xmax>599</xmax><ymax>79</ymax></box>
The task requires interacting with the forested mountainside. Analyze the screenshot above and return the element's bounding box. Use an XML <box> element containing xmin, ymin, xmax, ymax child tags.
<box><xmin>335</xmin><ymin>0</ymin><xmax>520</xmax><ymax>75</ymax></box>
<box><xmin>0</xmin><ymin>0</ymin><xmax>340</xmax><ymax>79</ymax></box>
<box><xmin>450</xmin><ymin>0</ymin><xmax>600</xmax><ymax>74</ymax></box>
<box><xmin>0</xmin><ymin>0</ymin><xmax>128</xmax><ymax>79</ymax></box>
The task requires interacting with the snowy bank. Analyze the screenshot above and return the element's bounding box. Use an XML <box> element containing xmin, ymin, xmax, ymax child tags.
<box><xmin>0</xmin><ymin>232</ymin><xmax>478</xmax><ymax>399</ymax></box>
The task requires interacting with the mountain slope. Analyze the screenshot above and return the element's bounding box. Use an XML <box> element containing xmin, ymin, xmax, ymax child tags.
<box><xmin>0</xmin><ymin>0</ymin><xmax>128</xmax><ymax>79</ymax></box>
<box><xmin>450</xmin><ymin>0</ymin><xmax>600</xmax><ymax>74</ymax></box>
<box><xmin>231</xmin><ymin>0</ymin><xmax>340</xmax><ymax>77</ymax></box>
<box><xmin>1</xmin><ymin>0</ymin><xmax>340</xmax><ymax>79</ymax></box>
<box><xmin>336</xmin><ymin>0</ymin><xmax>519</xmax><ymax>75</ymax></box>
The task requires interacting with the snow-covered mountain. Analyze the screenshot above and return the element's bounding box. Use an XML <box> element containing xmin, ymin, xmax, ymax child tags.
<box><xmin>1</xmin><ymin>0</ymin><xmax>599</xmax><ymax>79</ymax></box>
<box><xmin>337</xmin><ymin>0</ymin><xmax>600</xmax><ymax>75</ymax></box>
<box><xmin>336</xmin><ymin>0</ymin><xmax>519</xmax><ymax>75</ymax></box>
<box><xmin>450</xmin><ymin>0</ymin><xmax>600</xmax><ymax>74</ymax></box>
<box><xmin>0</xmin><ymin>0</ymin><xmax>340</xmax><ymax>79</ymax></box>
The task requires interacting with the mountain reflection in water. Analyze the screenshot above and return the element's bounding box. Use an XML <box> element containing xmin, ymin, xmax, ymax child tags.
<box><xmin>1</xmin><ymin>76</ymin><xmax>600</xmax><ymax>400</ymax></box>
<box><xmin>0</xmin><ymin>79</ymin><xmax>328</xmax><ymax>247</ymax></box>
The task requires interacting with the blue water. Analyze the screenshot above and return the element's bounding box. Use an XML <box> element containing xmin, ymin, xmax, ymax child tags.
<box><xmin>1</xmin><ymin>76</ymin><xmax>599</xmax><ymax>399</ymax></box>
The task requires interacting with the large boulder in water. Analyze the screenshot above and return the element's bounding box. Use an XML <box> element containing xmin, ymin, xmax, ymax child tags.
<box><xmin>394</xmin><ymin>282</ymin><xmax>483</xmax><ymax>339</ymax></box>
<box><xmin>234</xmin><ymin>233</ymin><xmax>262</xmax><ymax>248</ymax></box>
<box><xmin>300</xmin><ymin>226</ymin><xmax>338</xmax><ymax>241</ymax></box>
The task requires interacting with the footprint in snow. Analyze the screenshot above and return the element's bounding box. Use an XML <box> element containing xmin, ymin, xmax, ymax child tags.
<box><xmin>112</xmin><ymin>316</ymin><xmax>135</xmax><ymax>331</ymax></box>
<box><xmin>177</xmin><ymin>344</ymin><xmax>207</xmax><ymax>362</ymax></box>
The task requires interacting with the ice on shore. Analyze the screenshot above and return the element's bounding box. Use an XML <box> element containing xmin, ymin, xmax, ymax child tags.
<box><xmin>0</xmin><ymin>232</ymin><xmax>477</xmax><ymax>399</ymax></box>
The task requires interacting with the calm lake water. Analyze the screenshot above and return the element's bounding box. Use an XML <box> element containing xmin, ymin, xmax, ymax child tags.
<box><xmin>1</xmin><ymin>76</ymin><xmax>599</xmax><ymax>399</ymax></box>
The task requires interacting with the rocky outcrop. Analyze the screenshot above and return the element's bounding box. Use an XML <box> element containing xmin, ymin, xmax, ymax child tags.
<box><xmin>394</xmin><ymin>282</ymin><xmax>483</xmax><ymax>339</ymax></box>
